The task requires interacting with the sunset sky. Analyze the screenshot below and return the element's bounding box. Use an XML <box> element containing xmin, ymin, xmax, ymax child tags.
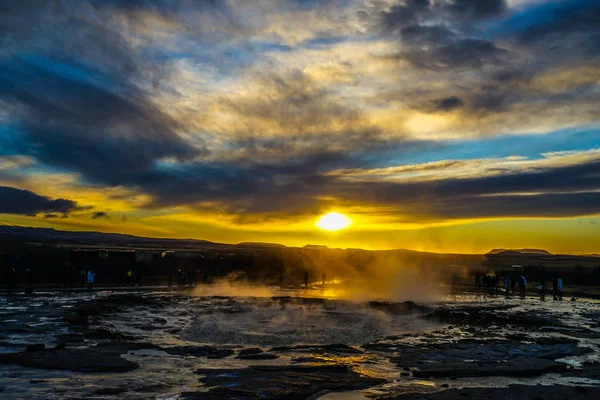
<box><xmin>1</xmin><ymin>0</ymin><xmax>599</xmax><ymax>254</ymax></box>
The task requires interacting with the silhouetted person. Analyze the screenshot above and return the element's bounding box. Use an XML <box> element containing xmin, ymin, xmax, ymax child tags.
<box><xmin>125</xmin><ymin>269</ymin><xmax>132</xmax><ymax>286</ymax></box>
<box><xmin>304</xmin><ymin>271</ymin><xmax>309</xmax><ymax>288</ymax></box>
<box><xmin>511</xmin><ymin>276</ymin><xmax>517</xmax><ymax>294</ymax></box>
<box><xmin>186</xmin><ymin>269</ymin><xmax>193</xmax><ymax>287</ymax></box>
<box><xmin>519</xmin><ymin>275</ymin><xmax>527</xmax><ymax>297</ymax></box>
<box><xmin>556</xmin><ymin>278</ymin><xmax>563</xmax><ymax>300</ymax></box>
<box><xmin>26</xmin><ymin>268</ymin><xmax>33</xmax><ymax>288</ymax></box>
<box><xmin>168</xmin><ymin>267</ymin><xmax>173</xmax><ymax>287</ymax></box>
<box><xmin>504</xmin><ymin>276</ymin><xmax>511</xmax><ymax>295</ymax></box>
<box><xmin>65</xmin><ymin>263</ymin><xmax>74</xmax><ymax>289</ymax></box>
<box><xmin>87</xmin><ymin>269</ymin><xmax>95</xmax><ymax>290</ymax></box>
<box><xmin>57</xmin><ymin>269</ymin><xmax>64</xmax><ymax>288</ymax></box>
<box><xmin>322</xmin><ymin>273</ymin><xmax>326</xmax><ymax>286</ymax></box>
<box><xmin>538</xmin><ymin>278</ymin><xmax>545</xmax><ymax>299</ymax></box>
<box><xmin>177</xmin><ymin>269</ymin><xmax>186</xmax><ymax>287</ymax></box>
<box><xmin>552</xmin><ymin>278</ymin><xmax>558</xmax><ymax>299</ymax></box>
<box><xmin>80</xmin><ymin>269</ymin><xmax>86</xmax><ymax>287</ymax></box>
<box><xmin>475</xmin><ymin>273</ymin><xmax>481</xmax><ymax>289</ymax></box>
<box><xmin>6</xmin><ymin>267</ymin><xmax>17</xmax><ymax>290</ymax></box>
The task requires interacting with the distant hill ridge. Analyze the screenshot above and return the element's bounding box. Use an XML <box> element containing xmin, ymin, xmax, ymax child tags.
<box><xmin>0</xmin><ymin>226</ymin><xmax>597</xmax><ymax>258</ymax></box>
<box><xmin>487</xmin><ymin>248</ymin><xmax>553</xmax><ymax>256</ymax></box>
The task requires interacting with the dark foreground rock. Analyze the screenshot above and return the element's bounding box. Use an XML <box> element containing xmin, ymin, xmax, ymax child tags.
<box><xmin>390</xmin><ymin>339</ymin><xmax>591</xmax><ymax>378</ymax></box>
<box><xmin>384</xmin><ymin>384</ymin><xmax>600</xmax><ymax>400</ymax></box>
<box><xmin>182</xmin><ymin>365</ymin><xmax>384</xmax><ymax>399</ymax></box>
<box><xmin>425</xmin><ymin>305</ymin><xmax>567</xmax><ymax>328</ymax></box>
<box><xmin>270</xmin><ymin>343</ymin><xmax>363</xmax><ymax>355</ymax></box>
<box><xmin>25</xmin><ymin>344</ymin><xmax>45</xmax><ymax>352</ymax></box>
<box><xmin>0</xmin><ymin>348</ymin><xmax>139</xmax><ymax>372</ymax></box>
<box><xmin>161</xmin><ymin>345</ymin><xmax>234</xmax><ymax>359</ymax></box>
<box><xmin>368</xmin><ymin>301</ymin><xmax>432</xmax><ymax>315</ymax></box>
<box><xmin>236</xmin><ymin>352</ymin><xmax>279</xmax><ymax>360</ymax></box>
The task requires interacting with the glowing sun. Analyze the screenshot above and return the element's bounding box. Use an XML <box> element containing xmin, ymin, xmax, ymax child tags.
<box><xmin>316</xmin><ymin>212</ymin><xmax>351</xmax><ymax>231</ymax></box>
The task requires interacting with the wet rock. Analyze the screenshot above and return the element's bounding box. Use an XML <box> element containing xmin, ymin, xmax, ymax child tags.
<box><xmin>94</xmin><ymin>387</ymin><xmax>128</xmax><ymax>395</ymax></box>
<box><xmin>424</xmin><ymin>305</ymin><xmax>564</xmax><ymax>329</ymax></box>
<box><xmin>391</xmin><ymin>339</ymin><xmax>590</xmax><ymax>378</ymax></box>
<box><xmin>236</xmin><ymin>353</ymin><xmax>279</xmax><ymax>360</ymax></box>
<box><xmin>291</xmin><ymin>356</ymin><xmax>330</xmax><ymax>364</ymax></box>
<box><xmin>83</xmin><ymin>328</ymin><xmax>135</xmax><ymax>341</ymax></box>
<box><xmin>570</xmin><ymin>363</ymin><xmax>600</xmax><ymax>379</ymax></box>
<box><xmin>238</xmin><ymin>348</ymin><xmax>264</xmax><ymax>356</ymax></box>
<box><xmin>54</xmin><ymin>343</ymin><xmax>66</xmax><ymax>350</ymax></box>
<box><xmin>93</xmin><ymin>341</ymin><xmax>158</xmax><ymax>354</ymax></box>
<box><xmin>185</xmin><ymin>365</ymin><xmax>385</xmax><ymax>399</ymax></box>
<box><xmin>383</xmin><ymin>384</ymin><xmax>600</xmax><ymax>400</ymax></box>
<box><xmin>55</xmin><ymin>333</ymin><xmax>84</xmax><ymax>343</ymax></box>
<box><xmin>25</xmin><ymin>344</ymin><xmax>45</xmax><ymax>352</ymax></box>
<box><xmin>29</xmin><ymin>379</ymin><xmax>47</xmax><ymax>384</ymax></box>
<box><xmin>270</xmin><ymin>343</ymin><xmax>363</xmax><ymax>355</ymax></box>
<box><xmin>362</xmin><ymin>342</ymin><xmax>411</xmax><ymax>352</ymax></box>
<box><xmin>368</xmin><ymin>301</ymin><xmax>431</xmax><ymax>315</ymax></box>
<box><xmin>0</xmin><ymin>348</ymin><xmax>139</xmax><ymax>372</ymax></box>
<box><xmin>137</xmin><ymin>383</ymin><xmax>169</xmax><ymax>392</ymax></box>
<box><xmin>162</xmin><ymin>345</ymin><xmax>234</xmax><ymax>359</ymax></box>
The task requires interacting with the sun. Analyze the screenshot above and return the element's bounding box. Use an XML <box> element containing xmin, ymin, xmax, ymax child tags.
<box><xmin>316</xmin><ymin>212</ymin><xmax>351</xmax><ymax>231</ymax></box>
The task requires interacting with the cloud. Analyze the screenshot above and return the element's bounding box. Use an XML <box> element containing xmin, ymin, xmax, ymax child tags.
<box><xmin>433</xmin><ymin>96</ymin><xmax>464</xmax><ymax>112</ymax></box>
<box><xmin>446</xmin><ymin>0</ymin><xmax>507</xmax><ymax>19</ymax></box>
<box><xmin>91</xmin><ymin>211</ymin><xmax>110</xmax><ymax>220</ymax></box>
<box><xmin>327</xmin><ymin>155</ymin><xmax>600</xmax><ymax>222</ymax></box>
<box><xmin>0</xmin><ymin>0</ymin><xmax>599</xmax><ymax>231</ymax></box>
<box><xmin>0</xmin><ymin>186</ymin><xmax>80</xmax><ymax>217</ymax></box>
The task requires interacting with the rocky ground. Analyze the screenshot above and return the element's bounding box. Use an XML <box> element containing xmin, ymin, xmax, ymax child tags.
<box><xmin>0</xmin><ymin>290</ymin><xmax>599</xmax><ymax>399</ymax></box>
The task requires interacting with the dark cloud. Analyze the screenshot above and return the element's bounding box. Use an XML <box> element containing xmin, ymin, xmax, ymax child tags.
<box><xmin>0</xmin><ymin>186</ymin><xmax>80</xmax><ymax>217</ymax></box>
<box><xmin>399</xmin><ymin>24</ymin><xmax>455</xmax><ymax>44</ymax></box>
<box><xmin>514</xmin><ymin>1</ymin><xmax>600</xmax><ymax>48</ymax></box>
<box><xmin>337</xmin><ymin>160</ymin><xmax>600</xmax><ymax>221</ymax></box>
<box><xmin>378</xmin><ymin>0</ymin><xmax>510</xmax><ymax>70</ymax></box>
<box><xmin>434</xmin><ymin>96</ymin><xmax>464</xmax><ymax>111</ymax></box>
<box><xmin>91</xmin><ymin>211</ymin><xmax>110</xmax><ymax>220</ymax></box>
<box><xmin>445</xmin><ymin>0</ymin><xmax>506</xmax><ymax>19</ymax></box>
<box><xmin>0</xmin><ymin>54</ymin><xmax>198</xmax><ymax>187</ymax></box>
<box><xmin>380</xmin><ymin>0</ymin><xmax>506</xmax><ymax>35</ymax></box>
<box><xmin>380</xmin><ymin>0</ymin><xmax>431</xmax><ymax>33</ymax></box>
<box><xmin>391</xmin><ymin>38</ymin><xmax>507</xmax><ymax>70</ymax></box>
<box><xmin>0</xmin><ymin>0</ymin><xmax>598</xmax><ymax>227</ymax></box>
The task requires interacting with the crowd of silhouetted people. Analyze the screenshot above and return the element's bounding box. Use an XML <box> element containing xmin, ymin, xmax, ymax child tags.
<box><xmin>474</xmin><ymin>272</ymin><xmax>565</xmax><ymax>300</ymax></box>
<box><xmin>3</xmin><ymin>264</ymin><xmax>203</xmax><ymax>292</ymax></box>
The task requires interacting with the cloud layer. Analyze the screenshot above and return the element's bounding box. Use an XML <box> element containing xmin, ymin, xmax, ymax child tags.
<box><xmin>0</xmin><ymin>0</ymin><xmax>599</xmax><ymax>244</ymax></box>
<box><xmin>0</xmin><ymin>186</ymin><xmax>79</xmax><ymax>217</ymax></box>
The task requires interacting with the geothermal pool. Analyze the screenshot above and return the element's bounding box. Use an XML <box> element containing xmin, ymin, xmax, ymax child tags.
<box><xmin>1</xmin><ymin>286</ymin><xmax>599</xmax><ymax>399</ymax></box>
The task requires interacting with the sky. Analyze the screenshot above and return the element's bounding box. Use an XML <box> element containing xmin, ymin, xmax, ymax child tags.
<box><xmin>0</xmin><ymin>0</ymin><xmax>599</xmax><ymax>254</ymax></box>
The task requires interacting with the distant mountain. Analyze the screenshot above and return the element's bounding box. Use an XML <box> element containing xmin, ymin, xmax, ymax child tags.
<box><xmin>487</xmin><ymin>248</ymin><xmax>553</xmax><ymax>256</ymax></box>
<box><xmin>0</xmin><ymin>225</ymin><xmax>221</xmax><ymax>249</ymax></box>
<box><xmin>236</xmin><ymin>242</ymin><xmax>286</xmax><ymax>248</ymax></box>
